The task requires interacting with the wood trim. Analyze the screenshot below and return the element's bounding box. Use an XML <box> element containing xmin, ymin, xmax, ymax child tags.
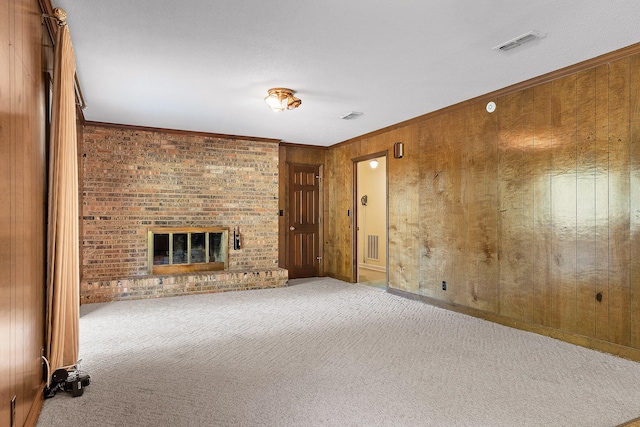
<box><xmin>351</xmin><ymin>151</ymin><xmax>389</xmax><ymax>282</ymax></box>
<box><xmin>351</xmin><ymin>161</ymin><xmax>358</xmax><ymax>282</ymax></box>
<box><xmin>147</xmin><ymin>226</ymin><xmax>228</xmax><ymax>234</ymax></box>
<box><xmin>84</xmin><ymin>121</ymin><xmax>282</xmax><ymax>144</ymax></box>
<box><xmin>152</xmin><ymin>262</ymin><xmax>226</xmax><ymax>275</ymax></box>
<box><xmin>23</xmin><ymin>383</ymin><xmax>45</xmax><ymax>427</ymax></box>
<box><xmin>617</xmin><ymin>416</ymin><xmax>640</xmax><ymax>427</ymax></box>
<box><xmin>351</xmin><ymin>151</ymin><xmax>389</xmax><ymax>164</ymax></box>
<box><xmin>387</xmin><ymin>287</ymin><xmax>640</xmax><ymax>363</ymax></box>
<box><xmin>279</xmin><ymin>141</ymin><xmax>328</xmax><ymax>150</ymax></box>
<box><xmin>331</xmin><ymin>41</ymin><xmax>640</xmax><ymax>149</ymax></box>
<box><xmin>317</xmin><ymin>164</ymin><xmax>324</xmax><ymax>277</ymax></box>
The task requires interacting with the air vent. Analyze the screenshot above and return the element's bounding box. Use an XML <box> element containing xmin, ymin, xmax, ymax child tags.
<box><xmin>340</xmin><ymin>111</ymin><xmax>363</xmax><ymax>120</ymax></box>
<box><xmin>493</xmin><ymin>30</ymin><xmax>545</xmax><ymax>52</ymax></box>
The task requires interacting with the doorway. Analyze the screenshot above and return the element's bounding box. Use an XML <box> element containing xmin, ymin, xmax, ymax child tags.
<box><xmin>355</xmin><ymin>155</ymin><xmax>387</xmax><ymax>289</ymax></box>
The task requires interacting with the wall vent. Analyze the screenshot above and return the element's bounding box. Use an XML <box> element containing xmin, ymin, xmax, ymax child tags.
<box><xmin>493</xmin><ymin>30</ymin><xmax>545</xmax><ymax>52</ymax></box>
<box><xmin>340</xmin><ymin>111</ymin><xmax>363</xmax><ymax>120</ymax></box>
<box><xmin>367</xmin><ymin>235</ymin><xmax>379</xmax><ymax>260</ymax></box>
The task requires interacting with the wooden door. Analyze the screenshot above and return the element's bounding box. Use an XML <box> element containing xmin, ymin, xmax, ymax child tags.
<box><xmin>288</xmin><ymin>165</ymin><xmax>320</xmax><ymax>278</ymax></box>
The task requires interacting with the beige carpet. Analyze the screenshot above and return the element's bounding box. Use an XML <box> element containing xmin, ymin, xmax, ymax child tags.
<box><xmin>37</xmin><ymin>277</ymin><xmax>640</xmax><ymax>426</ymax></box>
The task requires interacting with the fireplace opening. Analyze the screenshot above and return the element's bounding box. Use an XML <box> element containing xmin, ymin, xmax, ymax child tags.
<box><xmin>148</xmin><ymin>227</ymin><xmax>229</xmax><ymax>274</ymax></box>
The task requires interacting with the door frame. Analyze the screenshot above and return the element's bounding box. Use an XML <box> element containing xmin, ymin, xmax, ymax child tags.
<box><xmin>352</xmin><ymin>151</ymin><xmax>388</xmax><ymax>284</ymax></box>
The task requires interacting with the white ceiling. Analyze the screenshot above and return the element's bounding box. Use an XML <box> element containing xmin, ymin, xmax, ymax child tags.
<box><xmin>52</xmin><ymin>0</ymin><xmax>640</xmax><ymax>147</ymax></box>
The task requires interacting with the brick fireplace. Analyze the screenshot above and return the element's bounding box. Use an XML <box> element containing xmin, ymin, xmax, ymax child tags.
<box><xmin>80</xmin><ymin>123</ymin><xmax>287</xmax><ymax>303</ymax></box>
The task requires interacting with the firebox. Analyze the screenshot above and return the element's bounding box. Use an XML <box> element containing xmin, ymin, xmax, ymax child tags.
<box><xmin>147</xmin><ymin>227</ymin><xmax>229</xmax><ymax>274</ymax></box>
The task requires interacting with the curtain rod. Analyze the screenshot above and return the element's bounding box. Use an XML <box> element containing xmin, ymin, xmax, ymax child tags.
<box><xmin>42</xmin><ymin>8</ymin><xmax>88</xmax><ymax>111</ymax></box>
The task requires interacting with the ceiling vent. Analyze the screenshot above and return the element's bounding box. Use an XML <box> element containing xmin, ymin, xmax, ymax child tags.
<box><xmin>493</xmin><ymin>30</ymin><xmax>545</xmax><ymax>52</ymax></box>
<box><xmin>340</xmin><ymin>111</ymin><xmax>363</xmax><ymax>120</ymax></box>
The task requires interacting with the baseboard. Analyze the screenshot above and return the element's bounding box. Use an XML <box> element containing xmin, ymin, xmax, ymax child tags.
<box><xmin>387</xmin><ymin>287</ymin><xmax>640</xmax><ymax>363</ymax></box>
<box><xmin>24</xmin><ymin>382</ymin><xmax>45</xmax><ymax>427</ymax></box>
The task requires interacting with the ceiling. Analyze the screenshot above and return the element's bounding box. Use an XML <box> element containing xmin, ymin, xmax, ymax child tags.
<box><xmin>52</xmin><ymin>0</ymin><xmax>640</xmax><ymax>147</ymax></box>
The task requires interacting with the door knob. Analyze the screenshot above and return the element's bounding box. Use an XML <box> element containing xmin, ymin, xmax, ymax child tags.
<box><xmin>289</xmin><ymin>226</ymin><xmax>295</xmax><ymax>231</ymax></box>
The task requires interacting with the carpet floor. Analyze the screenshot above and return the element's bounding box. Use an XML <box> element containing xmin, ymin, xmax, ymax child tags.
<box><xmin>37</xmin><ymin>277</ymin><xmax>640</xmax><ymax>426</ymax></box>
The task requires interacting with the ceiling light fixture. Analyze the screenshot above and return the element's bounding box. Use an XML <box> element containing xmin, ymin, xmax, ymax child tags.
<box><xmin>264</xmin><ymin>88</ymin><xmax>301</xmax><ymax>112</ymax></box>
<box><xmin>369</xmin><ymin>159</ymin><xmax>379</xmax><ymax>169</ymax></box>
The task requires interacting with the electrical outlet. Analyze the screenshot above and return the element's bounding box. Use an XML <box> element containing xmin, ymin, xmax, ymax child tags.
<box><xmin>442</xmin><ymin>281</ymin><xmax>447</xmax><ymax>291</ymax></box>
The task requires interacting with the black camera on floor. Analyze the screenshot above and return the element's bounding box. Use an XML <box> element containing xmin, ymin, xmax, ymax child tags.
<box><xmin>44</xmin><ymin>368</ymin><xmax>91</xmax><ymax>398</ymax></box>
<box><xmin>63</xmin><ymin>370</ymin><xmax>91</xmax><ymax>397</ymax></box>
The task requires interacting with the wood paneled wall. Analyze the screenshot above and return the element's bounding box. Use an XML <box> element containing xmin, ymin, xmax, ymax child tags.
<box><xmin>1</xmin><ymin>0</ymin><xmax>53</xmax><ymax>425</ymax></box>
<box><xmin>278</xmin><ymin>144</ymin><xmax>326</xmax><ymax>273</ymax></box>
<box><xmin>322</xmin><ymin>46</ymin><xmax>640</xmax><ymax>358</ymax></box>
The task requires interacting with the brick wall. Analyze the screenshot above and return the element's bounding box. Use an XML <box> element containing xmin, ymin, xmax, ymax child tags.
<box><xmin>80</xmin><ymin>124</ymin><xmax>281</xmax><ymax>297</ymax></box>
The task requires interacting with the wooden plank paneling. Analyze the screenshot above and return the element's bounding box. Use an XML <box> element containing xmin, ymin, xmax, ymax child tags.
<box><xmin>608</xmin><ymin>58</ymin><xmax>632</xmax><ymax>347</ymax></box>
<box><xmin>428</xmin><ymin>116</ymin><xmax>450</xmax><ymax>298</ymax></box>
<box><xmin>464</xmin><ymin>102</ymin><xmax>499</xmax><ymax>311</ymax></box>
<box><xmin>1</xmin><ymin>0</ymin><xmax>50</xmax><ymax>425</ymax></box>
<box><xmin>326</xmin><ymin>49</ymin><xmax>640</xmax><ymax>358</ymax></box>
<box><xmin>28</xmin><ymin>13</ymin><xmax>47</xmax><ymax>414</ymax></box>
<box><xmin>484</xmin><ymin>104</ymin><xmax>500</xmax><ymax>312</ymax></box>
<box><xmin>323</xmin><ymin>149</ymin><xmax>339</xmax><ymax>277</ymax></box>
<box><xmin>550</xmin><ymin>74</ymin><xmax>578</xmax><ymax>333</ymax></box>
<box><xmin>594</xmin><ymin>63</ymin><xmax>611</xmax><ymax>342</ymax></box>
<box><xmin>388</xmin><ymin>127</ymin><xmax>419</xmax><ymax>292</ymax></box>
<box><xmin>324</xmin><ymin>142</ymin><xmax>359</xmax><ymax>281</ymax></box>
<box><xmin>361</xmin><ymin>132</ymin><xmax>392</xmax><ymax>156</ymax></box>
<box><xmin>532</xmin><ymin>82</ymin><xmax>553</xmax><ymax>327</ymax></box>
<box><xmin>1</xmin><ymin>0</ymin><xmax>13</xmax><ymax>422</ymax></box>
<box><xmin>520</xmin><ymin>88</ymin><xmax>536</xmax><ymax>323</ymax></box>
<box><xmin>575</xmin><ymin>68</ymin><xmax>598</xmax><ymax>339</ymax></box>
<box><xmin>418</xmin><ymin>117</ymin><xmax>441</xmax><ymax>297</ymax></box>
<box><xmin>11</xmin><ymin>0</ymin><xmax>23</xmax><ymax>419</ymax></box>
<box><xmin>497</xmin><ymin>90</ymin><xmax>531</xmax><ymax>320</ymax></box>
<box><xmin>444</xmin><ymin>108</ymin><xmax>468</xmax><ymax>305</ymax></box>
<box><xmin>631</xmin><ymin>53</ymin><xmax>640</xmax><ymax>349</ymax></box>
